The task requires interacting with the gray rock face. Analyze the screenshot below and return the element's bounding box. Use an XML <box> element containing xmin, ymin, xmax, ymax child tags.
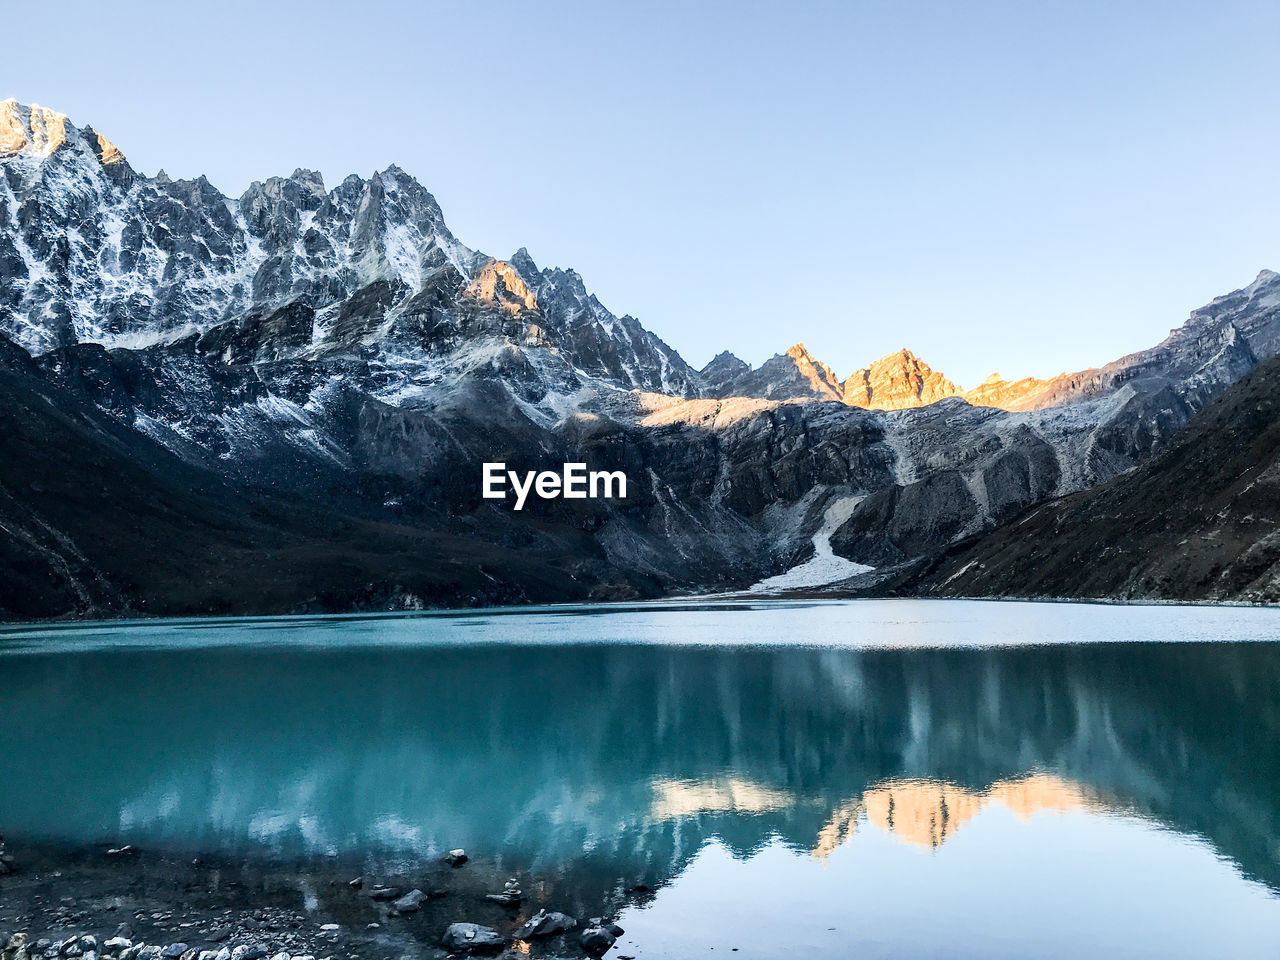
<box><xmin>894</xmin><ymin>353</ymin><xmax>1280</xmax><ymax>603</ymax></box>
<box><xmin>511</xmin><ymin>910</ymin><xmax>575</xmax><ymax>939</ymax></box>
<box><xmin>578</xmin><ymin>926</ymin><xmax>617</xmax><ymax>956</ymax></box>
<box><xmin>3</xmin><ymin>98</ymin><xmax>1280</xmax><ymax>615</ymax></box>
<box><xmin>389</xmin><ymin>889</ymin><xmax>423</xmax><ymax>913</ymax></box>
<box><xmin>698</xmin><ymin>350</ymin><xmax>750</xmax><ymax>394</ymax></box>
<box><xmin>708</xmin><ymin>343</ymin><xmax>845</xmax><ymax>401</ymax></box>
<box><xmin>439</xmin><ymin>923</ymin><xmax>503</xmax><ymax>955</ymax></box>
<box><xmin>196</xmin><ymin>303</ymin><xmax>315</xmax><ymax>365</ymax></box>
<box><xmin>507</xmin><ymin>249</ymin><xmax>702</xmax><ymax>395</ymax></box>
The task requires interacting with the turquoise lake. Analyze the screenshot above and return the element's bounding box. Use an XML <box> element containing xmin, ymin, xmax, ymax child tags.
<box><xmin>2</xmin><ymin>599</ymin><xmax>1279</xmax><ymax>958</ymax></box>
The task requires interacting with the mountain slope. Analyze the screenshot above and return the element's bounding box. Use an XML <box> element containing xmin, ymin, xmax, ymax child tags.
<box><xmin>0</xmin><ymin>333</ymin><xmax>655</xmax><ymax>621</ymax></box>
<box><xmin>893</xmin><ymin>353</ymin><xmax>1280</xmax><ymax>602</ymax></box>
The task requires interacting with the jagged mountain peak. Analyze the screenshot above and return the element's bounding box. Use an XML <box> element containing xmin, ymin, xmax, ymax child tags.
<box><xmin>0</xmin><ymin>98</ymin><xmax>132</xmax><ymax>178</ymax></box>
<box><xmin>508</xmin><ymin>247</ymin><xmax>540</xmax><ymax>282</ymax></box>
<box><xmin>783</xmin><ymin>342</ymin><xmax>836</xmax><ymax>371</ymax></box>
<box><xmin>784</xmin><ymin>344</ymin><xmax>842</xmax><ymax>395</ymax></box>
<box><xmin>246</xmin><ymin>168</ymin><xmax>327</xmax><ymax>195</ymax></box>
<box><xmin>706</xmin><ymin>342</ymin><xmax>963</xmax><ymax>409</ymax></box>
<box><xmin>0</xmin><ymin>100</ymin><xmax>706</xmax><ymax>397</ymax></box>
<box><xmin>859</xmin><ymin>347</ymin><xmax>947</xmax><ymax>382</ymax></box>
<box><xmin>701</xmin><ymin>349</ymin><xmax>748</xmax><ymax>373</ymax></box>
<box><xmin>860</xmin><ymin>347</ymin><xmax>938</xmax><ymax>374</ymax></box>
<box><xmin>699</xmin><ymin>351</ymin><xmax>750</xmax><ymax>395</ymax></box>
<box><xmin>84</xmin><ymin>125</ymin><xmax>125</xmax><ymax>166</ymax></box>
<box><xmin>844</xmin><ymin>348</ymin><xmax>962</xmax><ymax>410</ymax></box>
<box><xmin>466</xmin><ymin>259</ymin><xmax>540</xmax><ymax>315</ymax></box>
<box><xmin>1190</xmin><ymin>268</ymin><xmax>1280</xmax><ymax>327</ymax></box>
<box><xmin>702</xmin><ymin>342</ymin><xmax>844</xmax><ymax>402</ymax></box>
<box><xmin>0</xmin><ymin>99</ymin><xmax>69</xmax><ymax>157</ymax></box>
<box><xmin>0</xmin><ymin>99</ymin><xmax>131</xmax><ymax>174</ymax></box>
<box><xmin>886</xmin><ymin>346</ymin><xmax>922</xmax><ymax>363</ymax></box>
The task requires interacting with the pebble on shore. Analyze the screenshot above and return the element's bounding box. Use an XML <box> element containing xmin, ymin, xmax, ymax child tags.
<box><xmin>0</xmin><ymin>844</ymin><xmax>637</xmax><ymax>960</ymax></box>
<box><xmin>3</xmin><ymin>927</ymin><xmax>338</xmax><ymax>960</ymax></box>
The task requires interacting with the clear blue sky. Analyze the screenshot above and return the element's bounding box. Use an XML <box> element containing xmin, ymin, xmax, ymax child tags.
<box><xmin>9</xmin><ymin>0</ymin><xmax>1279</xmax><ymax>385</ymax></box>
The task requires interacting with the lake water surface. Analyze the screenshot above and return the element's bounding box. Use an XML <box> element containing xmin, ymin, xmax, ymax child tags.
<box><xmin>3</xmin><ymin>599</ymin><xmax>1280</xmax><ymax>958</ymax></box>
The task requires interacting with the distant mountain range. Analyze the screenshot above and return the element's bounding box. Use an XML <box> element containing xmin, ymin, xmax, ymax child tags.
<box><xmin>2</xmin><ymin>97</ymin><xmax>1279</xmax><ymax>619</ymax></box>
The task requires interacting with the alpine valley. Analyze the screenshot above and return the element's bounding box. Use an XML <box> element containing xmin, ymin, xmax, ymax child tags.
<box><xmin>3</xmin><ymin>98</ymin><xmax>1280</xmax><ymax>620</ymax></box>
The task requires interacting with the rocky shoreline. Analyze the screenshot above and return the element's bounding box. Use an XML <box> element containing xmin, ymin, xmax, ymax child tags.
<box><xmin>0</xmin><ymin>839</ymin><xmax>641</xmax><ymax>960</ymax></box>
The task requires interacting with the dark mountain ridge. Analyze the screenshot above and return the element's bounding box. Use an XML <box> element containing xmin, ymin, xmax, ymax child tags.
<box><xmin>0</xmin><ymin>334</ymin><xmax>657</xmax><ymax>622</ymax></box>
<box><xmin>882</xmin><ymin>353</ymin><xmax>1280</xmax><ymax>603</ymax></box>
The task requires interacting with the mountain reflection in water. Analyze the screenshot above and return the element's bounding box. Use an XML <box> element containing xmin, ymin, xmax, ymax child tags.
<box><xmin>1</xmin><ymin>604</ymin><xmax>1279</xmax><ymax>905</ymax></box>
<box><xmin>811</xmin><ymin>774</ymin><xmax>1098</xmax><ymax>855</ymax></box>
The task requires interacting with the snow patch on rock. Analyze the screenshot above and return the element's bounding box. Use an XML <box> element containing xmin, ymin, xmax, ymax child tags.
<box><xmin>750</xmin><ymin>496</ymin><xmax>873</xmax><ymax>593</ymax></box>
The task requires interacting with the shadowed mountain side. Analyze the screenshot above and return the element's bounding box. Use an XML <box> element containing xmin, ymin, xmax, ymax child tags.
<box><xmin>0</xmin><ymin>338</ymin><xmax>659</xmax><ymax>621</ymax></box>
<box><xmin>880</xmin><ymin>354</ymin><xmax>1280</xmax><ymax>602</ymax></box>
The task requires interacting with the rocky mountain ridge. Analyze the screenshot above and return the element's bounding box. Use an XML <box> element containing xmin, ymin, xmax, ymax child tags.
<box><xmin>2</xmin><ymin>97</ymin><xmax>1279</xmax><ymax>617</ymax></box>
<box><xmin>887</xmin><ymin>352</ymin><xmax>1280</xmax><ymax>602</ymax></box>
<box><xmin>703</xmin><ymin>274</ymin><xmax>1278</xmax><ymax>414</ymax></box>
<box><xmin>0</xmin><ymin>99</ymin><xmax>698</xmax><ymax>396</ymax></box>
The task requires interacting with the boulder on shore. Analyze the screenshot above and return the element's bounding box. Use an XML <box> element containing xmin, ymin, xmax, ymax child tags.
<box><xmin>513</xmin><ymin>910</ymin><xmax>576</xmax><ymax>939</ymax></box>
<box><xmin>440</xmin><ymin>923</ymin><xmax>503</xmax><ymax>955</ymax></box>
<box><xmin>391</xmin><ymin>889</ymin><xmax>424</xmax><ymax>913</ymax></box>
<box><xmin>579</xmin><ymin>926</ymin><xmax>617</xmax><ymax>956</ymax></box>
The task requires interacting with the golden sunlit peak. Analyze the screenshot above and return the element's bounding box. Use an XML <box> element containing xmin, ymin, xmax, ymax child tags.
<box><xmin>778</xmin><ymin>343</ymin><xmax>844</xmax><ymax>400</ymax></box>
<box><xmin>785</xmin><ymin>343</ymin><xmax>838</xmax><ymax>374</ymax></box>
<box><xmin>785</xmin><ymin>343</ymin><xmax>837</xmax><ymax>374</ymax></box>
<box><xmin>0</xmin><ymin>100</ymin><xmax>124</xmax><ymax>167</ymax></box>
<box><xmin>785</xmin><ymin>342</ymin><xmax>813</xmax><ymax>360</ymax></box>
<box><xmin>466</xmin><ymin>259</ymin><xmax>539</xmax><ymax>315</ymax></box>
<box><xmin>92</xmin><ymin>129</ymin><xmax>125</xmax><ymax>165</ymax></box>
<box><xmin>0</xmin><ymin>99</ymin><xmax>69</xmax><ymax>158</ymax></box>
<box><xmin>843</xmin><ymin>346</ymin><xmax>963</xmax><ymax>410</ymax></box>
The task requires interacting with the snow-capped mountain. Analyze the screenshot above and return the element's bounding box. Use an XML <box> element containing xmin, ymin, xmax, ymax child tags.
<box><xmin>3</xmin><ymin>97</ymin><xmax>1280</xmax><ymax>619</ymax></box>
<box><xmin>0</xmin><ymin>98</ymin><xmax>696</xmax><ymax>395</ymax></box>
